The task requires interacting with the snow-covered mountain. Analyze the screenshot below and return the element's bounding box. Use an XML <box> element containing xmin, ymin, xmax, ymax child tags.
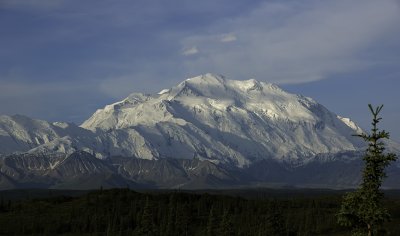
<box><xmin>1</xmin><ymin>74</ymin><xmax>366</xmax><ymax>166</ymax></box>
<box><xmin>0</xmin><ymin>114</ymin><xmax>157</xmax><ymax>160</ymax></box>
<box><xmin>0</xmin><ymin>114</ymin><xmax>88</xmax><ymax>154</ymax></box>
<box><xmin>81</xmin><ymin>73</ymin><xmax>364</xmax><ymax>166</ymax></box>
<box><xmin>0</xmin><ymin>73</ymin><xmax>398</xmax><ymax>189</ymax></box>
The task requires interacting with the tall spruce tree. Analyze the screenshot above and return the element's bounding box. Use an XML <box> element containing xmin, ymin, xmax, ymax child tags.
<box><xmin>338</xmin><ymin>104</ymin><xmax>397</xmax><ymax>236</ymax></box>
<box><xmin>207</xmin><ymin>207</ymin><xmax>217</xmax><ymax>236</ymax></box>
<box><xmin>219</xmin><ymin>210</ymin><xmax>234</xmax><ymax>236</ymax></box>
<box><xmin>138</xmin><ymin>197</ymin><xmax>157</xmax><ymax>236</ymax></box>
<box><xmin>166</xmin><ymin>194</ymin><xmax>176</xmax><ymax>236</ymax></box>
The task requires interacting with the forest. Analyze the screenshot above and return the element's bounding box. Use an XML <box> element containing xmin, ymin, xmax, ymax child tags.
<box><xmin>0</xmin><ymin>188</ymin><xmax>400</xmax><ymax>235</ymax></box>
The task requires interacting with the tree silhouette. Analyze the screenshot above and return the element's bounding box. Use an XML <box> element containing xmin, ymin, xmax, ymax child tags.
<box><xmin>219</xmin><ymin>209</ymin><xmax>234</xmax><ymax>236</ymax></box>
<box><xmin>207</xmin><ymin>207</ymin><xmax>217</xmax><ymax>236</ymax></box>
<box><xmin>338</xmin><ymin>104</ymin><xmax>397</xmax><ymax>236</ymax></box>
<box><xmin>138</xmin><ymin>197</ymin><xmax>157</xmax><ymax>235</ymax></box>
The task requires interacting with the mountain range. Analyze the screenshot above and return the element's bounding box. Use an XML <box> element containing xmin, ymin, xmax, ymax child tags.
<box><xmin>0</xmin><ymin>74</ymin><xmax>398</xmax><ymax>189</ymax></box>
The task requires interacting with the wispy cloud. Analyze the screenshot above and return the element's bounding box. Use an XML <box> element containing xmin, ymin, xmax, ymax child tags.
<box><xmin>220</xmin><ymin>34</ymin><xmax>237</xmax><ymax>43</ymax></box>
<box><xmin>180</xmin><ymin>0</ymin><xmax>400</xmax><ymax>83</ymax></box>
<box><xmin>182</xmin><ymin>46</ymin><xmax>199</xmax><ymax>56</ymax></box>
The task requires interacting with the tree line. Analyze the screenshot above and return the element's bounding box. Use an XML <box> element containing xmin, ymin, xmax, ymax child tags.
<box><xmin>1</xmin><ymin>188</ymin><xmax>400</xmax><ymax>235</ymax></box>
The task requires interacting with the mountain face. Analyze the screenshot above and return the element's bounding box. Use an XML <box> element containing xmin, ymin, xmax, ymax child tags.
<box><xmin>0</xmin><ymin>114</ymin><xmax>157</xmax><ymax>160</ymax></box>
<box><xmin>81</xmin><ymin>74</ymin><xmax>365</xmax><ymax>166</ymax></box>
<box><xmin>0</xmin><ymin>114</ymin><xmax>79</xmax><ymax>154</ymax></box>
<box><xmin>0</xmin><ymin>74</ymin><xmax>398</xmax><ymax>189</ymax></box>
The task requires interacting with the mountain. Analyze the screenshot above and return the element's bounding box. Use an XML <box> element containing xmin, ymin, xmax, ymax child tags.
<box><xmin>0</xmin><ymin>74</ymin><xmax>398</xmax><ymax>189</ymax></box>
<box><xmin>0</xmin><ymin>151</ymin><xmax>245</xmax><ymax>189</ymax></box>
<box><xmin>0</xmin><ymin>114</ymin><xmax>156</xmax><ymax>160</ymax></box>
<box><xmin>81</xmin><ymin>73</ymin><xmax>365</xmax><ymax>166</ymax></box>
<box><xmin>0</xmin><ymin>114</ymin><xmax>81</xmax><ymax>154</ymax></box>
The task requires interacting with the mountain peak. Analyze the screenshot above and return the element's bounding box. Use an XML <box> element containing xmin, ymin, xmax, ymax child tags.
<box><xmin>80</xmin><ymin>74</ymin><xmax>327</xmax><ymax>129</ymax></box>
<box><xmin>163</xmin><ymin>73</ymin><xmax>289</xmax><ymax>102</ymax></box>
<box><xmin>185</xmin><ymin>73</ymin><xmax>226</xmax><ymax>84</ymax></box>
<box><xmin>78</xmin><ymin>74</ymin><xmax>366</xmax><ymax>165</ymax></box>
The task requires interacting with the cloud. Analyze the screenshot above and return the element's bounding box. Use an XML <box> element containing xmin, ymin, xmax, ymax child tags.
<box><xmin>220</xmin><ymin>34</ymin><xmax>237</xmax><ymax>43</ymax></box>
<box><xmin>180</xmin><ymin>0</ymin><xmax>400</xmax><ymax>84</ymax></box>
<box><xmin>182</xmin><ymin>46</ymin><xmax>199</xmax><ymax>56</ymax></box>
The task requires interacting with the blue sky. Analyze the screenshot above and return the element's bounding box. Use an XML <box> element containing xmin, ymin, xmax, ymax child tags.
<box><xmin>1</xmin><ymin>0</ymin><xmax>400</xmax><ymax>140</ymax></box>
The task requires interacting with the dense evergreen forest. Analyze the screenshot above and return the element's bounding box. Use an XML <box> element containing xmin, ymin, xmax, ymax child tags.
<box><xmin>0</xmin><ymin>188</ymin><xmax>400</xmax><ymax>235</ymax></box>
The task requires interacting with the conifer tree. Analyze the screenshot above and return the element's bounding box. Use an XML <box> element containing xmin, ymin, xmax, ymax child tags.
<box><xmin>166</xmin><ymin>194</ymin><xmax>176</xmax><ymax>236</ymax></box>
<box><xmin>0</xmin><ymin>195</ymin><xmax>4</xmax><ymax>212</ymax></box>
<box><xmin>338</xmin><ymin>104</ymin><xmax>397</xmax><ymax>236</ymax></box>
<box><xmin>207</xmin><ymin>207</ymin><xmax>217</xmax><ymax>236</ymax></box>
<box><xmin>138</xmin><ymin>197</ymin><xmax>156</xmax><ymax>236</ymax></box>
<box><xmin>266</xmin><ymin>201</ymin><xmax>285</xmax><ymax>236</ymax></box>
<box><xmin>219</xmin><ymin>210</ymin><xmax>234</xmax><ymax>236</ymax></box>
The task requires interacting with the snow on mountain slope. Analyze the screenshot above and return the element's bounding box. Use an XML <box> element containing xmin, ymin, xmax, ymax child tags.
<box><xmin>0</xmin><ymin>114</ymin><xmax>83</xmax><ymax>155</ymax></box>
<box><xmin>0</xmin><ymin>115</ymin><xmax>159</xmax><ymax>162</ymax></box>
<box><xmin>28</xmin><ymin>128</ymin><xmax>157</xmax><ymax>160</ymax></box>
<box><xmin>337</xmin><ymin>116</ymin><xmax>364</xmax><ymax>134</ymax></box>
<box><xmin>0</xmin><ymin>74</ymin><xmax>368</xmax><ymax>167</ymax></box>
<box><xmin>81</xmin><ymin>73</ymin><xmax>365</xmax><ymax>166</ymax></box>
<box><xmin>2</xmin><ymin>74</ymin><xmax>399</xmax><ymax>189</ymax></box>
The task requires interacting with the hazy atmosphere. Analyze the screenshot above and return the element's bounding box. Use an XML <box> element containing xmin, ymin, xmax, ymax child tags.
<box><xmin>1</xmin><ymin>0</ymin><xmax>400</xmax><ymax>140</ymax></box>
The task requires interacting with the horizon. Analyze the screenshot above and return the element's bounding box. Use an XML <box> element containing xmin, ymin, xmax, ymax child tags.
<box><xmin>1</xmin><ymin>0</ymin><xmax>399</xmax><ymax>140</ymax></box>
